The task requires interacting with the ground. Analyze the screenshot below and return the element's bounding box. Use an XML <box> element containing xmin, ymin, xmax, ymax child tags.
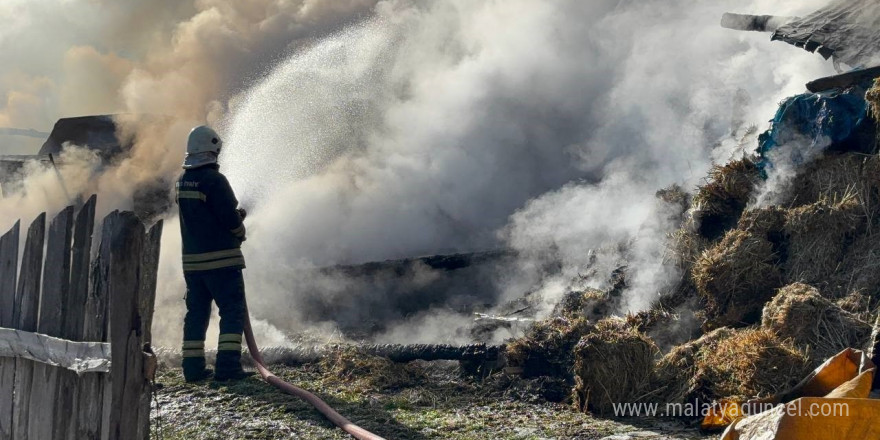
<box><xmin>150</xmin><ymin>360</ymin><xmax>714</xmax><ymax>440</ymax></box>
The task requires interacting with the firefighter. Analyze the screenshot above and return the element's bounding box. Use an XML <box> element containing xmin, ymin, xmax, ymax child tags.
<box><xmin>176</xmin><ymin>125</ymin><xmax>253</xmax><ymax>382</ymax></box>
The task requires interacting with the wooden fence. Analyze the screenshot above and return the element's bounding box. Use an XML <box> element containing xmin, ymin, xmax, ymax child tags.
<box><xmin>0</xmin><ymin>195</ymin><xmax>162</xmax><ymax>440</ymax></box>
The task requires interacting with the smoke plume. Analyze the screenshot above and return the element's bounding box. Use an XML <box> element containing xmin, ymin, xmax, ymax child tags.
<box><xmin>0</xmin><ymin>0</ymin><xmax>838</xmax><ymax>348</ymax></box>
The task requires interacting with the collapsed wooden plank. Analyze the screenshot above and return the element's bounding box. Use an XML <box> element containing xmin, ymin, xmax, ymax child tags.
<box><xmin>0</xmin><ymin>328</ymin><xmax>110</xmax><ymax>373</ymax></box>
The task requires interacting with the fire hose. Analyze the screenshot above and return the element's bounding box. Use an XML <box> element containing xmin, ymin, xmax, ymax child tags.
<box><xmin>242</xmin><ymin>302</ymin><xmax>387</xmax><ymax>440</ymax></box>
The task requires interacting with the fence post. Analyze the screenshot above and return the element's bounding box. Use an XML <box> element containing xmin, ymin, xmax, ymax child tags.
<box><xmin>28</xmin><ymin>206</ymin><xmax>74</xmax><ymax>440</ymax></box>
<box><xmin>0</xmin><ymin>221</ymin><xmax>20</xmax><ymax>440</ymax></box>
<box><xmin>104</xmin><ymin>211</ymin><xmax>152</xmax><ymax>440</ymax></box>
<box><xmin>136</xmin><ymin>220</ymin><xmax>163</xmax><ymax>440</ymax></box>
<box><xmin>11</xmin><ymin>213</ymin><xmax>46</xmax><ymax>440</ymax></box>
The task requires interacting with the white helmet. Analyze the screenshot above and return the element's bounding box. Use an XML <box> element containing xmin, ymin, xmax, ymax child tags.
<box><xmin>183</xmin><ymin>125</ymin><xmax>223</xmax><ymax>169</ymax></box>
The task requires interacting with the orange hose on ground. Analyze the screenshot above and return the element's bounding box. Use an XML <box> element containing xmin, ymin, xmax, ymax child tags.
<box><xmin>242</xmin><ymin>305</ymin><xmax>387</xmax><ymax>440</ymax></box>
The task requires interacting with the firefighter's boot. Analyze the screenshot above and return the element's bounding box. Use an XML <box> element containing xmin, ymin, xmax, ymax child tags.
<box><xmin>182</xmin><ymin>357</ymin><xmax>213</xmax><ymax>382</ymax></box>
<box><xmin>214</xmin><ymin>349</ymin><xmax>254</xmax><ymax>381</ymax></box>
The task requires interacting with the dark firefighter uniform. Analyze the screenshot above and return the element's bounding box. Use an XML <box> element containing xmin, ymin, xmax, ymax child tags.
<box><xmin>177</xmin><ymin>163</ymin><xmax>249</xmax><ymax>381</ymax></box>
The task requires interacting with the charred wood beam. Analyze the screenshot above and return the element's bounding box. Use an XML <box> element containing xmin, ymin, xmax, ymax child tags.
<box><xmin>805</xmin><ymin>65</ymin><xmax>880</xmax><ymax>93</ymax></box>
<box><xmin>159</xmin><ymin>343</ymin><xmax>507</xmax><ymax>375</ymax></box>
<box><xmin>721</xmin><ymin>13</ymin><xmax>794</xmax><ymax>32</ymax></box>
<box><xmin>255</xmin><ymin>343</ymin><xmax>505</xmax><ymax>364</ymax></box>
<box><xmin>357</xmin><ymin>343</ymin><xmax>503</xmax><ymax>363</ymax></box>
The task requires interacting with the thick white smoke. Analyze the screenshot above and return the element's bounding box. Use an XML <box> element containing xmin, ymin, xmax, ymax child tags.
<box><xmin>216</xmin><ymin>0</ymin><xmax>835</xmax><ymax>344</ymax></box>
<box><xmin>1</xmin><ymin>0</ymin><xmax>838</xmax><ymax>347</ymax></box>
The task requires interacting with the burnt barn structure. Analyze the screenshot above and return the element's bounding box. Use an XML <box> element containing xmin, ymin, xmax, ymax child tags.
<box><xmin>0</xmin><ymin>115</ymin><xmax>170</xmax><ymax>219</ymax></box>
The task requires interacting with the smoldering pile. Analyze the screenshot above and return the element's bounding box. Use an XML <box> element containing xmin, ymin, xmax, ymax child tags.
<box><xmin>501</xmin><ymin>87</ymin><xmax>880</xmax><ymax>417</ymax></box>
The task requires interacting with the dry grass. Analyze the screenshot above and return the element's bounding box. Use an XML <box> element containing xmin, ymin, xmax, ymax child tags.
<box><xmin>572</xmin><ymin>318</ymin><xmax>658</xmax><ymax>415</ymax></box>
<box><xmin>783</xmin><ymin>153</ymin><xmax>874</xmax><ymax>209</ymax></box>
<box><xmin>692</xmin><ymin>229</ymin><xmax>783</xmax><ymax>328</ymax></box>
<box><xmin>691</xmin><ymin>159</ymin><xmax>762</xmax><ymax>240</ymax></box>
<box><xmin>762</xmin><ymin>283</ymin><xmax>872</xmax><ymax>364</ymax></box>
<box><xmin>647</xmin><ymin>327</ymin><xmax>811</xmax><ymax>405</ymax></box>
<box><xmin>656</xmin><ymin>184</ymin><xmax>691</xmax><ymax>221</ymax></box>
<box><xmin>693</xmin><ymin>160</ymin><xmax>761</xmax><ymax>211</ymax></box>
<box><xmin>783</xmin><ymin>193</ymin><xmax>867</xmax><ymax>290</ymax></box>
<box><xmin>694</xmin><ymin>328</ymin><xmax>810</xmax><ymax>400</ymax></box>
<box><xmin>646</xmin><ymin>328</ymin><xmax>737</xmax><ymax>405</ymax></box>
<box><xmin>318</xmin><ymin>347</ymin><xmax>426</xmax><ymax>392</ymax></box>
<box><xmin>668</xmin><ymin>227</ymin><xmax>711</xmax><ymax>270</ymax></box>
<box><xmin>505</xmin><ymin>316</ymin><xmax>593</xmax><ymax>378</ymax></box>
<box><xmin>866</xmin><ymin>77</ymin><xmax>880</xmax><ymax>121</ymax></box>
<box><xmin>551</xmin><ymin>288</ymin><xmax>611</xmax><ymax>322</ymax></box>
<box><xmin>824</xmin><ymin>232</ymin><xmax>880</xmax><ymax>303</ymax></box>
<box><xmin>624</xmin><ymin>308</ymin><xmax>674</xmax><ymax>333</ymax></box>
<box><xmin>736</xmin><ymin>206</ymin><xmax>787</xmax><ymax>241</ymax></box>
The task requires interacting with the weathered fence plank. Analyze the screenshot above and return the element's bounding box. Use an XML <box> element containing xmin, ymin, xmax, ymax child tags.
<box><xmin>0</xmin><ymin>221</ymin><xmax>17</xmax><ymax>324</ymax></box>
<box><xmin>78</xmin><ymin>245</ymin><xmax>110</xmax><ymax>440</ymax></box>
<box><xmin>28</xmin><ymin>206</ymin><xmax>74</xmax><ymax>440</ymax></box>
<box><xmin>59</xmin><ymin>195</ymin><xmax>97</xmax><ymax>440</ymax></box>
<box><xmin>136</xmin><ymin>220</ymin><xmax>163</xmax><ymax>440</ymax></box>
<box><xmin>3</xmin><ymin>206</ymin><xmax>159</xmax><ymax>440</ymax></box>
<box><xmin>105</xmin><ymin>211</ymin><xmax>150</xmax><ymax>440</ymax></box>
<box><xmin>0</xmin><ymin>221</ymin><xmax>20</xmax><ymax>440</ymax></box>
<box><xmin>139</xmin><ymin>220</ymin><xmax>163</xmax><ymax>345</ymax></box>
<box><xmin>11</xmin><ymin>213</ymin><xmax>45</xmax><ymax>440</ymax></box>
<box><xmin>68</xmin><ymin>195</ymin><xmax>96</xmax><ymax>348</ymax></box>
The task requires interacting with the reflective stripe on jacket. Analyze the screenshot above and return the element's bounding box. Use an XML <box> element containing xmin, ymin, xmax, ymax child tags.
<box><xmin>176</xmin><ymin>164</ymin><xmax>246</xmax><ymax>272</ymax></box>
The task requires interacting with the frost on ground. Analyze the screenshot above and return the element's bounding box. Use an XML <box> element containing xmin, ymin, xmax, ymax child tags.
<box><xmin>150</xmin><ymin>360</ymin><xmax>712</xmax><ymax>440</ymax></box>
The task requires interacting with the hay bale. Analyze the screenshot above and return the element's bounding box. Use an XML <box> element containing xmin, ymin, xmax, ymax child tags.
<box><xmin>650</xmin><ymin>327</ymin><xmax>809</xmax><ymax>404</ymax></box>
<box><xmin>825</xmin><ymin>233</ymin><xmax>880</xmax><ymax>304</ymax></box>
<box><xmin>319</xmin><ymin>347</ymin><xmax>426</xmax><ymax>391</ymax></box>
<box><xmin>693</xmin><ymin>229</ymin><xmax>783</xmax><ymax>328</ymax></box>
<box><xmin>784</xmin><ymin>195</ymin><xmax>867</xmax><ymax>290</ymax></box>
<box><xmin>694</xmin><ymin>328</ymin><xmax>810</xmax><ymax>400</ymax></box>
<box><xmin>551</xmin><ymin>288</ymin><xmax>611</xmax><ymax>322</ymax></box>
<box><xmin>737</xmin><ymin>206</ymin><xmax>787</xmax><ymax>242</ymax></box>
<box><xmin>783</xmin><ymin>153</ymin><xmax>871</xmax><ymax>209</ymax></box>
<box><xmin>762</xmin><ymin>283</ymin><xmax>872</xmax><ymax>363</ymax></box>
<box><xmin>669</xmin><ymin>227</ymin><xmax>711</xmax><ymax>269</ymax></box>
<box><xmin>692</xmin><ymin>159</ymin><xmax>761</xmax><ymax>240</ymax></box>
<box><xmin>505</xmin><ymin>317</ymin><xmax>592</xmax><ymax>378</ymax></box>
<box><xmin>646</xmin><ymin>327</ymin><xmax>737</xmax><ymax>405</ymax></box>
<box><xmin>863</xmin><ymin>154</ymin><xmax>880</xmax><ymax>195</ymax></box>
<box><xmin>656</xmin><ymin>184</ymin><xmax>691</xmax><ymax>221</ymax></box>
<box><xmin>836</xmin><ymin>290</ymin><xmax>873</xmax><ymax>315</ymax></box>
<box><xmin>866</xmin><ymin>77</ymin><xmax>880</xmax><ymax>121</ymax></box>
<box><xmin>662</xmin><ymin>225</ymin><xmax>708</xmax><ymax>311</ymax></box>
<box><xmin>572</xmin><ymin>318</ymin><xmax>658</xmax><ymax>415</ymax></box>
<box><xmin>625</xmin><ymin>308</ymin><xmax>674</xmax><ymax>333</ymax></box>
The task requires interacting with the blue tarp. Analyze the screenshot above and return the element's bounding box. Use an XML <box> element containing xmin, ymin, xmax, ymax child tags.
<box><xmin>757</xmin><ymin>83</ymin><xmax>871</xmax><ymax>171</ymax></box>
